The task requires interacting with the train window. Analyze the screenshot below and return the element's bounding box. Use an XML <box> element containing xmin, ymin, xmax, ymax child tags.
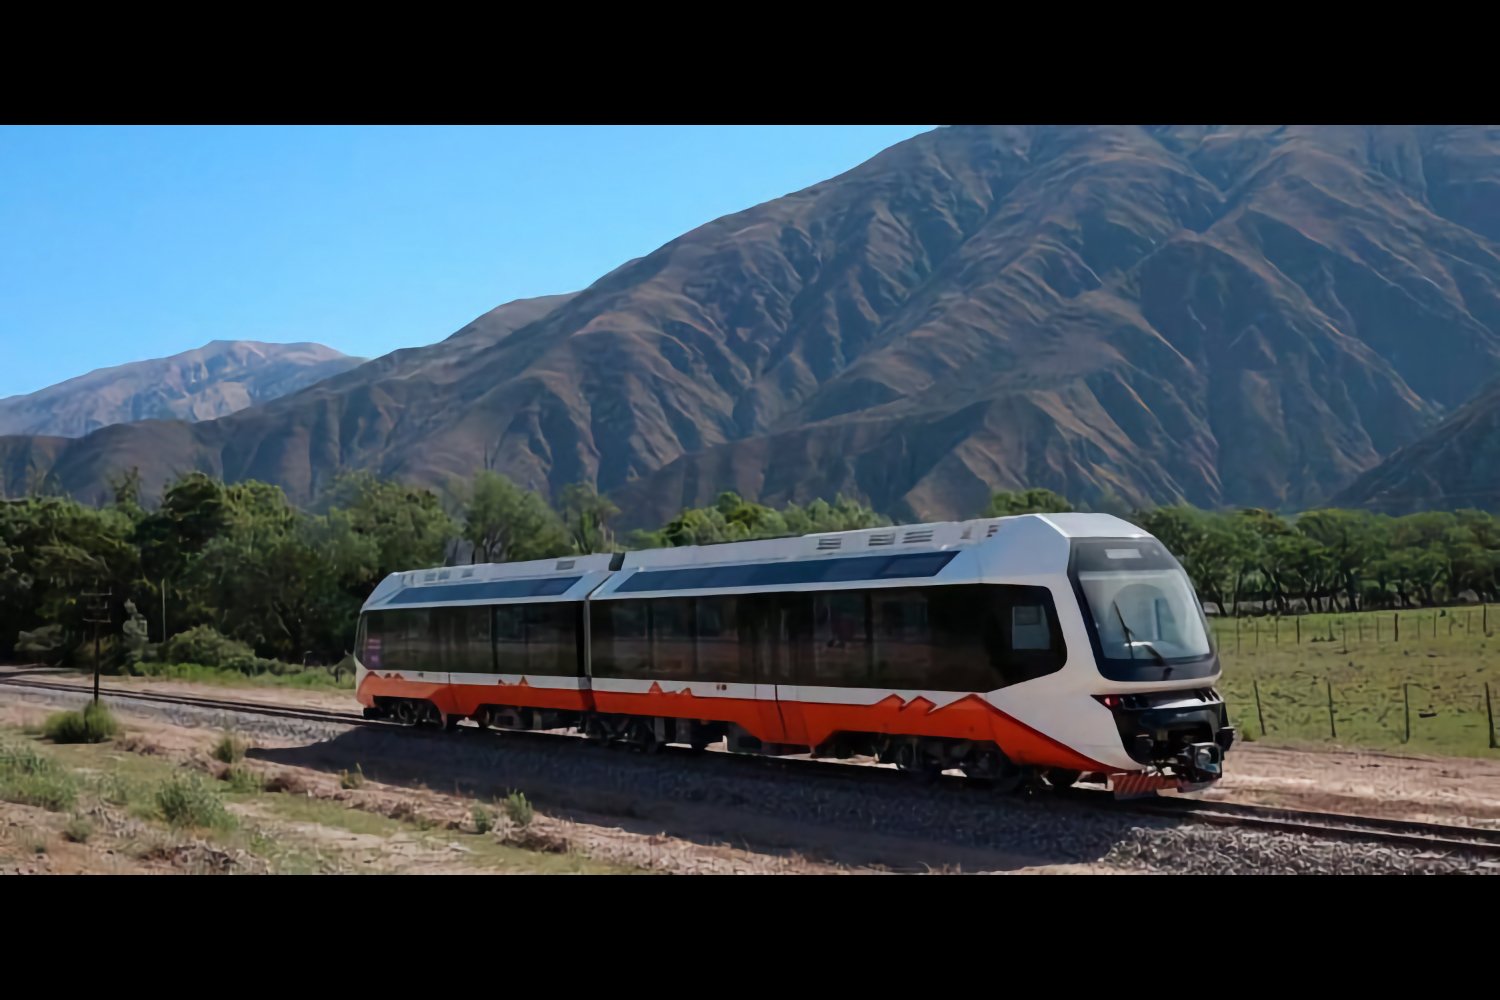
<box><xmin>695</xmin><ymin>596</ymin><xmax>745</xmax><ymax>682</ymax></box>
<box><xmin>990</xmin><ymin>585</ymin><xmax>1066</xmax><ymax>686</ymax></box>
<box><xmin>926</xmin><ymin>586</ymin><xmax>994</xmax><ymax>691</ymax></box>
<box><xmin>397</xmin><ymin>608</ymin><xmax>432</xmax><ymax>672</ymax></box>
<box><xmin>650</xmin><ymin>599</ymin><xmax>696</xmax><ymax>679</ymax></box>
<box><xmin>494</xmin><ymin>605</ymin><xmax>525</xmax><ymax>673</ymax></box>
<box><xmin>1011</xmin><ymin>603</ymin><xmax>1050</xmax><ymax>650</ymax></box>
<box><xmin>524</xmin><ymin>603</ymin><xmax>576</xmax><ymax>676</ymax></box>
<box><xmin>591</xmin><ymin>600</ymin><xmax>650</xmax><ymax>678</ymax></box>
<box><xmin>811</xmin><ymin>591</ymin><xmax>871</xmax><ymax>685</ymax></box>
<box><xmin>360</xmin><ymin>613</ymin><xmax>384</xmax><ymax>670</ymax></box>
<box><xmin>871</xmin><ymin>590</ymin><xmax>933</xmax><ymax>689</ymax></box>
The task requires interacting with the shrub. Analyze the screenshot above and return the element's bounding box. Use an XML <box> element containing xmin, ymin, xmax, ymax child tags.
<box><xmin>472</xmin><ymin>804</ymin><xmax>494</xmax><ymax>834</ymax></box>
<box><xmin>63</xmin><ymin>814</ymin><xmax>94</xmax><ymax>843</ymax></box>
<box><xmin>43</xmin><ymin>701</ymin><xmax>120</xmax><ymax>744</ymax></box>
<box><xmin>339</xmin><ymin>764</ymin><xmax>365</xmax><ymax>790</ymax></box>
<box><xmin>159</xmin><ymin>625</ymin><xmax>257</xmax><ymax>670</ymax></box>
<box><xmin>16</xmin><ymin>624</ymin><xmax>69</xmax><ymax>665</ymax></box>
<box><xmin>212</xmin><ymin>731</ymin><xmax>246</xmax><ymax>764</ymax></box>
<box><xmin>221</xmin><ymin>765</ymin><xmax>263</xmax><ymax>793</ymax></box>
<box><xmin>0</xmin><ymin>741</ymin><xmax>78</xmax><ymax>812</ymax></box>
<box><xmin>155</xmin><ymin>774</ymin><xmax>233</xmax><ymax>830</ymax></box>
<box><xmin>503</xmin><ymin>791</ymin><xmax>533</xmax><ymax>828</ymax></box>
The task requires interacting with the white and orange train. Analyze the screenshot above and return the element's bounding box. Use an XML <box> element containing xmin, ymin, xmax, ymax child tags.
<box><xmin>354</xmin><ymin>512</ymin><xmax>1235</xmax><ymax>795</ymax></box>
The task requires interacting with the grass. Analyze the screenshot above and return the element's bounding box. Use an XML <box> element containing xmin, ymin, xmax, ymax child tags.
<box><xmin>43</xmin><ymin>701</ymin><xmax>119</xmax><ymax>744</ymax></box>
<box><xmin>0</xmin><ymin>740</ymin><xmax>78</xmax><ymax>811</ymax></box>
<box><xmin>221</xmin><ymin>765</ymin><xmax>263</xmax><ymax>793</ymax></box>
<box><xmin>339</xmin><ymin>764</ymin><xmax>365</xmax><ymax>789</ymax></box>
<box><xmin>503</xmin><ymin>791</ymin><xmax>534</xmax><ymax>828</ymax></box>
<box><xmin>154</xmin><ymin>774</ymin><xmax>235</xmax><ymax>830</ymax></box>
<box><xmin>1213</xmin><ymin>606</ymin><xmax>1500</xmax><ymax>756</ymax></box>
<box><xmin>63</xmin><ymin>814</ymin><xmax>94</xmax><ymax>843</ymax></box>
<box><xmin>2</xmin><ymin>724</ymin><xmax>640</xmax><ymax>875</ymax></box>
<box><xmin>212</xmin><ymin>731</ymin><xmax>246</xmax><ymax>764</ymax></box>
<box><xmin>472</xmin><ymin>804</ymin><xmax>495</xmax><ymax>834</ymax></box>
<box><xmin>114</xmin><ymin>661</ymin><xmax>353</xmax><ymax>690</ymax></box>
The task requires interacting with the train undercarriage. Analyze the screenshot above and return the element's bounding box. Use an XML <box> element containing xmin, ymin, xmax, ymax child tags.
<box><xmin>363</xmin><ymin>695</ymin><xmax>1115</xmax><ymax>794</ymax></box>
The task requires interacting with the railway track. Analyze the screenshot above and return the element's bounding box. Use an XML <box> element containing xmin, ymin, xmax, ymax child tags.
<box><xmin>5</xmin><ymin>673</ymin><xmax>1499</xmax><ymax>861</ymax></box>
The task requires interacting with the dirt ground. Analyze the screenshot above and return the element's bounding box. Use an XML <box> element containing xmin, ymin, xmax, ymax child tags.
<box><xmin>1198</xmin><ymin>742</ymin><xmax>1500</xmax><ymax>828</ymax></box>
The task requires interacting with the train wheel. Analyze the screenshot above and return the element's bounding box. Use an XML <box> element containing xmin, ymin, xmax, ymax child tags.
<box><xmin>630</xmin><ymin>719</ymin><xmax>661</xmax><ymax>754</ymax></box>
<box><xmin>393</xmin><ymin>700</ymin><xmax>416</xmax><ymax>726</ymax></box>
<box><xmin>1045</xmin><ymin>768</ymin><xmax>1081</xmax><ymax>790</ymax></box>
<box><xmin>473</xmin><ymin>707</ymin><xmax>492</xmax><ymax>731</ymax></box>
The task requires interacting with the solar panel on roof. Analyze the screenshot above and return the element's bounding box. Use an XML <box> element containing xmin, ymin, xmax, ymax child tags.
<box><xmin>614</xmin><ymin>551</ymin><xmax>957</xmax><ymax>594</ymax></box>
<box><xmin>383</xmin><ymin>576</ymin><xmax>582</xmax><ymax>605</ymax></box>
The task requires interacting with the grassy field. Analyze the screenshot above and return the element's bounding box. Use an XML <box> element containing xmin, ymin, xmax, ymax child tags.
<box><xmin>1211</xmin><ymin>607</ymin><xmax>1500</xmax><ymax>757</ymax></box>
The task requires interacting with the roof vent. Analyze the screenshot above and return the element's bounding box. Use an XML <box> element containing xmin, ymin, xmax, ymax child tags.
<box><xmin>816</xmin><ymin>537</ymin><xmax>842</xmax><ymax>550</ymax></box>
<box><xmin>867</xmin><ymin>531</ymin><xmax>895</xmax><ymax>547</ymax></box>
<box><xmin>423</xmin><ymin>571</ymin><xmax>438</xmax><ymax>582</ymax></box>
<box><xmin>902</xmin><ymin>528</ymin><xmax>934</xmax><ymax>544</ymax></box>
<box><xmin>556</xmin><ymin>559</ymin><xmax>576</xmax><ymax>570</ymax></box>
<box><xmin>461</xmin><ymin>568</ymin><xmax>475</xmax><ymax>578</ymax></box>
<box><xmin>986</xmin><ymin>524</ymin><xmax>1000</xmax><ymax>537</ymax></box>
<box><xmin>437</xmin><ymin>570</ymin><xmax>452</xmax><ymax>581</ymax></box>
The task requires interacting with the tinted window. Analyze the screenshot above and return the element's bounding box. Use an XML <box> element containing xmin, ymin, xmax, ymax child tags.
<box><xmin>591</xmin><ymin>601</ymin><xmax>650</xmax><ymax>678</ymax></box>
<box><xmin>871</xmin><ymin>590</ymin><xmax>935</xmax><ymax>688</ymax></box>
<box><xmin>494</xmin><ymin>604</ymin><xmax>525</xmax><ymax>673</ymax></box>
<box><xmin>431</xmin><ymin>606</ymin><xmax>494</xmax><ymax>674</ymax></box>
<box><xmin>696</xmin><ymin>596</ymin><xmax>745</xmax><ymax>682</ymax></box>
<box><xmin>524</xmin><ymin>602</ymin><xmax>577</xmax><ymax>676</ymax></box>
<box><xmin>811</xmin><ymin>592</ymin><xmax>870</xmax><ymax>685</ymax></box>
<box><xmin>647</xmin><ymin>599</ymin><xmax>693</xmax><ymax>679</ymax></box>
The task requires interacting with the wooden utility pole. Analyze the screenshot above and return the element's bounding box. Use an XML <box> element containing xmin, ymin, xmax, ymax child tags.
<box><xmin>81</xmin><ymin>586</ymin><xmax>112</xmax><ymax>705</ymax></box>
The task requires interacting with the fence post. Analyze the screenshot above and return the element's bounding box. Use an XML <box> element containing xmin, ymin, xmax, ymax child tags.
<box><xmin>1485</xmin><ymin>604</ymin><xmax>1489</xmax><ymax>634</ymax></box>
<box><xmin>1253</xmin><ymin>679</ymin><xmax>1267</xmax><ymax>738</ymax></box>
<box><xmin>1487</xmin><ymin>682</ymin><xmax>1497</xmax><ymax>751</ymax></box>
<box><xmin>1274</xmin><ymin>618</ymin><xmax>1279</xmax><ymax>644</ymax></box>
<box><xmin>1342</xmin><ymin>622</ymin><xmax>1347</xmax><ymax>655</ymax></box>
<box><xmin>1237</xmin><ymin>620</ymin><xmax>1242</xmax><ymax>655</ymax></box>
<box><xmin>1395</xmin><ymin>612</ymin><xmax>1400</xmax><ymax>642</ymax></box>
<box><xmin>1296</xmin><ymin>617</ymin><xmax>1301</xmax><ymax>644</ymax></box>
<box><xmin>1326</xmin><ymin>680</ymin><xmax>1336</xmax><ymax>740</ymax></box>
<box><xmin>1403</xmin><ymin>683</ymin><xmax>1411</xmax><ymax>744</ymax></box>
<box><xmin>1255</xmin><ymin>619</ymin><xmax>1260</xmax><ymax>649</ymax></box>
<box><xmin>1377</xmin><ymin>616</ymin><xmax>1381</xmax><ymax>642</ymax></box>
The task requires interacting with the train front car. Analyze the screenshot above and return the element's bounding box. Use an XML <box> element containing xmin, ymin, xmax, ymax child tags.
<box><xmin>1033</xmin><ymin>514</ymin><xmax>1235</xmax><ymax>795</ymax></box>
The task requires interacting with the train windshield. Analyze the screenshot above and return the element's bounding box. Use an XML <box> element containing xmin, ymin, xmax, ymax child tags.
<box><xmin>1071</xmin><ymin>538</ymin><xmax>1212</xmax><ymax>671</ymax></box>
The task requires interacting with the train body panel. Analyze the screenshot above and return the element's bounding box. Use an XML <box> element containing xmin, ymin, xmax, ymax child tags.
<box><xmin>353</xmin><ymin>514</ymin><xmax>1234</xmax><ymax>790</ymax></box>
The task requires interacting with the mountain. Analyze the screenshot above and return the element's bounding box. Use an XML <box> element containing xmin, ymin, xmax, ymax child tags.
<box><xmin>0</xmin><ymin>341</ymin><xmax>363</xmax><ymax>438</ymax></box>
<box><xmin>1333</xmin><ymin>376</ymin><xmax>1500</xmax><ymax>513</ymax></box>
<box><xmin>5</xmin><ymin>125</ymin><xmax>1500</xmax><ymax>523</ymax></box>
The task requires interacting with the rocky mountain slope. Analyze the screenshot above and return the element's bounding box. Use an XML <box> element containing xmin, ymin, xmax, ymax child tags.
<box><xmin>6</xmin><ymin>126</ymin><xmax>1500</xmax><ymax>523</ymax></box>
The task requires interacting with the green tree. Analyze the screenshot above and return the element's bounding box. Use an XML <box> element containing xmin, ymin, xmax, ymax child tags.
<box><xmin>461</xmin><ymin>471</ymin><xmax>570</xmax><ymax>564</ymax></box>
<box><xmin>983</xmin><ymin>488</ymin><xmax>1074</xmax><ymax>517</ymax></box>
<box><xmin>558</xmin><ymin>483</ymin><xmax>620</xmax><ymax>554</ymax></box>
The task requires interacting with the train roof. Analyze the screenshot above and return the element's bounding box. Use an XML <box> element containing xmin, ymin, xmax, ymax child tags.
<box><xmin>360</xmin><ymin>512</ymin><xmax>1149</xmax><ymax>612</ymax></box>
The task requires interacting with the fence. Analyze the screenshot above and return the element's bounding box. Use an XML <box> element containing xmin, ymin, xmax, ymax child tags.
<box><xmin>1211</xmin><ymin>606</ymin><xmax>1500</xmax><ymax>755</ymax></box>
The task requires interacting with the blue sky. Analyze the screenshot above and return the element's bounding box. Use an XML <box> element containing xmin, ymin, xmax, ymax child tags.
<box><xmin>0</xmin><ymin>125</ymin><xmax>934</xmax><ymax>399</ymax></box>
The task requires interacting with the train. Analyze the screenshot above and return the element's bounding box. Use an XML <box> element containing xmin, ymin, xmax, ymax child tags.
<box><xmin>353</xmin><ymin>511</ymin><xmax>1235</xmax><ymax>797</ymax></box>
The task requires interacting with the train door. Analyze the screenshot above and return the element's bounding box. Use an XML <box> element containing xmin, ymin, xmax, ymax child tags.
<box><xmin>739</xmin><ymin>594</ymin><xmax>812</xmax><ymax>747</ymax></box>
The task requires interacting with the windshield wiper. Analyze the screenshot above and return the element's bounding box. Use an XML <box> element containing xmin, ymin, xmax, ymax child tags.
<box><xmin>1112</xmin><ymin>600</ymin><xmax>1169</xmax><ymax>667</ymax></box>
